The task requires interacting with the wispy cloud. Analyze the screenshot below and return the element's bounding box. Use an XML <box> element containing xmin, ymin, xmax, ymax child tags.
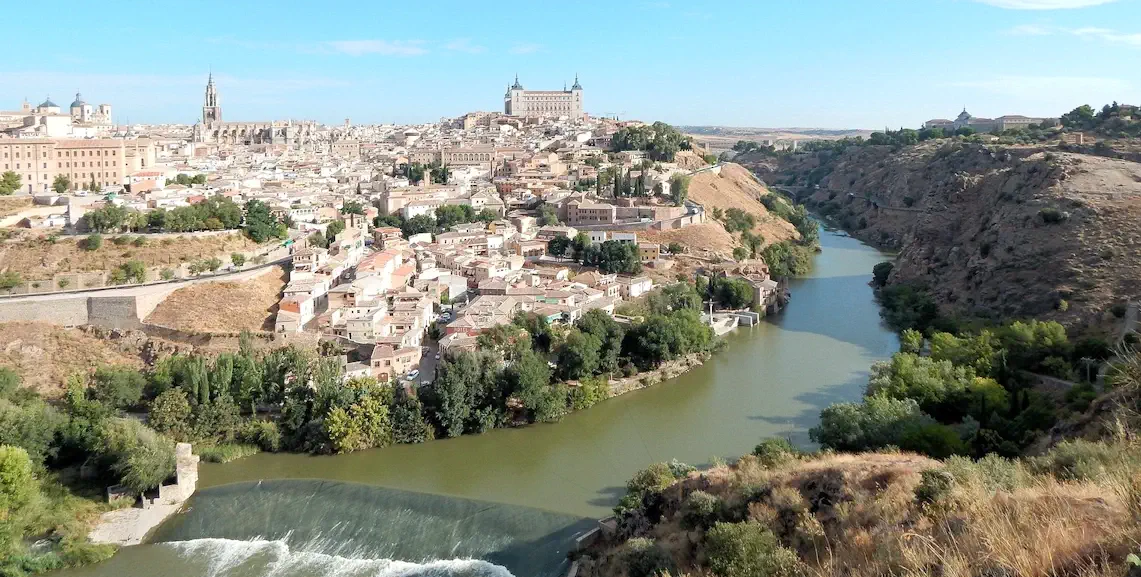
<box><xmin>444</xmin><ymin>38</ymin><xmax>486</xmax><ymax>54</ymax></box>
<box><xmin>322</xmin><ymin>40</ymin><xmax>427</xmax><ymax>56</ymax></box>
<box><xmin>509</xmin><ymin>43</ymin><xmax>541</xmax><ymax>55</ymax></box>
<box><xmin>1072</xmin><ymin>26</ymin><xmax>1141</xmax><ymax>45</ymax></box>
<box><xmin>973</xmin><ymin>0</ymin><xmax>1117</xmax><ymax>9</ymax></box>
<box><xmin>1001</xmin><ymin>23</ymin><xmax>1141</xmax><ymax>45</ymax></box>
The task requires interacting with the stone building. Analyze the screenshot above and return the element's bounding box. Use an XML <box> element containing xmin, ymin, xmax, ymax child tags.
<box><xmin>193</xmin><ymin>74</ymin><xmax>316</xmax><ymax>146</ymax></box>
<box><xmin>0</xmin><ymin>137</ymin><xmax>156</xmax><ymax>193</ymax></box>
<box><xmin>503</xmin><ymin>75</ymin><xmax>583</xmax><ymax>120</ymax></box>
<box><xmin>924</xmin><ymin>108</ymin><xmax>1056</xmax><ymax>133</ymax></box>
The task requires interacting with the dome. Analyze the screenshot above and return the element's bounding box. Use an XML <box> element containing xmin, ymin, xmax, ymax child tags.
<box><xmin>70</xmin><ymin>93</ymin><xmax>86</xmax><ymax>108</ymax></box>
<box><xmin>38</xmin><ymin>97</ymin><xmax>58</xmax><ymax>109</ymax></box>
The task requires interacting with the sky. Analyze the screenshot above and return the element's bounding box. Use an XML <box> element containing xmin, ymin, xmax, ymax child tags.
<box><xmin>2</xmin><ymin>0</ymin><xmax>1138</xmax><ymax>129</ymax></box>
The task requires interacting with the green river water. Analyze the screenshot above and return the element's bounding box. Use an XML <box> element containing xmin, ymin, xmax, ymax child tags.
<box><xmin>54</xmin><ymin>226</ymin><xmax>897</xmax><ymax>577</ymax></box>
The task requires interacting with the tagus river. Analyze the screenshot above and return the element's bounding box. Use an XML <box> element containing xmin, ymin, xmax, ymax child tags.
<box><xmin>55</xmin><ymin>226</ymin><xmax>897</xmax><ymax>577</ymax></box>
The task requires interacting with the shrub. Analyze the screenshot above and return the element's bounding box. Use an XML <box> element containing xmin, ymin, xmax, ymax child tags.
<box><xmin>230</xmin><ymin>252</ymin><xmax>246</xmax><ymax>267</ymax></box>
<box><xmin>705</xmin><ymin>521</ymin><xmax>804</xmax><ymax>577</ymax></box>
<box><xmin>159</xmin><ymin>268</ymin><xmax>175</xmax><ymax>281</ymax></box>
<box><xmin>1028</xmin><ymin>439</ymin><xmax>1118</xmax><ymax>481</ymax></box>
<box><xmin>111</xmin><ymin>235</ymin><xmax>131</xmax><ymax>246</ymax></box>
<box><xmin>627</xmin><ymin>463</ymin><xmax>676</xmax><ymax>496</ymax></box>
<box><xmin>898</xmin><ymin>423</ymin><xmax>968</xmax><ymax>459</ymax></box>
<box><xmin>82</xmin><ymin>234</ymin><xmax>102</xmax><ymax>251</ymax></box>
<box><xmin>197</xmin><ymin>443</ymin><xmax>259</xmax><ymax>463</ymax></box>
<box><xmin>91</xmin><ymin>366</ymin><xmax>146</xmax><ymax>410</ymax></box>
<box><xmin>1038</xmin><ymin>207</ymin><xmax>1067</xmax><ymax>224</ymax></box>
<box><xmin>944</xmin><ymin>454</ymin><xmax>1025</xmax><ymax>492</ymax></box>
<box><xmin>624</xmin><ymin>538</ymin><xmax>675</xmax><ymax>577</ymax></box>
<box><xmin>148</xmin><ymin>388</ymin><xmax>192</xmax><ymax>441</ymax></box>
<box><xmin>914</xmin><ymin>469</ymin><xmax>954</xmax><ymax>505</ymax></box>
<box><xmin>132</xmin><ymin>236</ymin><xmax>146</xmax><ymax>247</ymax></box>
<box><xmin>680</xmin><ymin>490</ymin><xmax>722</xmax><ymax>530</ymax></box>
<box><xmin>666</xmin><ymin>459</ymin><xmax>696</xmax><ymax>478</ymax></box>
<box><xmin>238</xmin><ymin>420</ymin><xmax>282</xmax><ymax>452</ymax></box>
<box><xmin>752</xmin><ymin>438</ymin><xmax>798</xmax><ymax>468</ymax></box>
<box><xmin>57</xmin><ymin>278</ymin><xmax>70</xmax><ymax>289</ymax></box>
<box><xmin>99</xmin><ymin>419</ymin><xmax>176</xmax><ymax>493</ymax></box>
<box><xmin>872</xmin><ymin>261</ymin><xmax>894</xmax><ymax>288</ymax></box>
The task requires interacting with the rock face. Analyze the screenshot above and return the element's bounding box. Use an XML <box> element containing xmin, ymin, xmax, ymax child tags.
<box><xmin>769</xmin><ymin>141</ymin><xmax>1141</xmax><ymax>330</ymax></box>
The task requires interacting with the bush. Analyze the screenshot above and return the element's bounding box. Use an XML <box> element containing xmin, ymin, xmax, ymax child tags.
<box><xmin>624</xmin><ymin>538</ymin><xmax>675</xmax><ymax>577</ymax></box>
<box><xmin>230</xmin><ymin>252</ymin><xmax>246</xmax><ymax>267</ymax></box>
<box><xmin>1039</xmin><ymin>207</ymin><xmax>1067</xmax><ymax>224</ymax></box>
<box><xmin>898</xmin><ymin>423</ymin><xmax>968</xmax><ymax>459</ymax></box>
<box><xmin>680</xmin><ymin>490</ymin><xmax>722</xmax><ymax>530</ymax></box>
<box><xmin>872</xmin><ymin>261</ymin><xmax>894</xmax><ymax>288</ymax></box>
<box><xmin>91</xmin><ymin>366</ymin><xmax>146</xmax><ymax>410</ymax></box>
<box><xmin>944</xmin><ymin>454</ymin><xmax>1025</xmax><ymax>492</ymax></box>
<box><xmin>132</xmin><ymin>236</ymin><xmax>146</xmax><ymax>247</ymax></box>
<box><xmin>810</xmin><ymin>395</ymin><xmax>931</xmax><ymax>452</ymax></box>
<box><xmin>914</xmin><ymin>469</ymin><xmax>954</xmax><ymax>505</ymax></box>
<box><xmin>1028</xmin><ymin>439</ymin><xmax>1118</xmax><ymax>481</ymax></box>
<box><xmin>99</xmin><ymin>419</ymin><xmax>176</xmax><ymax>493</ymax></box>
<box><xmin>238</xmin><ymin>420</ymin><xmax>282</xmax><ymax>452</ymax></box>
<box><xmin>159</xmin><ymin>268</ymin><xmax>175</xmax><ymax>281</ymax></box>
<box><xmin>111</xmin><ymin>235</ymin><xmax>131</xmax><ymax>246</ymax></box>
<box><xmin>752</xmin><ymin>438</ymin><xmax>798</xmax><ymax>468</ymax></box>
<box><xmin>147</xmin><ymin>388</ymin><xmax>192</xmax><ymax>441</ymax></box>
<box><xmin>197</xmin><ymin>443</ymin><xmax>259</xmax><ymax>463</ymax></box>
<box><xmin>81</xmin><ymin>234</ymin><xmax>102</xmax><ymax>251</ymax></box>
<box><xmin>705</xmin><ymin>521</ymin><xmax>805</xmax><ymax>577</ymax></box>
<box><xmin>627</xmin><ymin>463</ymin><xmax>676</xmax><ymax>496</ymax></box>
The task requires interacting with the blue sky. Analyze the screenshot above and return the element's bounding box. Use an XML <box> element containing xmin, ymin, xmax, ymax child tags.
<box><xmin>3</xmin><ymin>0</ymin><xmax>1138</xmax><ymax>128</ymax></box>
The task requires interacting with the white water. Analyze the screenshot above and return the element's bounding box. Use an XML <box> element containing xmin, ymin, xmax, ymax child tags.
<box><xmin>165</xmin><ymin>537</ymin><xmax>516</xmax><ymax>577</ymax></box>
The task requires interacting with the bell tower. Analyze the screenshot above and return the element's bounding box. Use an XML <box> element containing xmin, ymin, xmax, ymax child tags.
<box><xmin>202</xmin><ymin>73</ymin><xmax>221</xmax><ymax>127</ymax></box>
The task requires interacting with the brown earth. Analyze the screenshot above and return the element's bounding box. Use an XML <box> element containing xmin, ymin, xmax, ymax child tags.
<box><xmin>0</xmin><ymin>231</ymin><xmax>259</xmax><ymax>280</ymax></box>
<box><xmin>769</xmin><ymin>141</ymin><xmax>1141</xmax><ymax>332</ymax></box>
<box><xmin>688</xmin><ymin>163</ymin><xmax>799</xmax><ymax>247</ymax></box>
<box><xmin>144</xmin><ymin>265</ymin><xmax>287</xmax><ymax>333</ymax></box>
<box><xmin>673</xmin><ymin>151</ymin><xmax>709</xmax><ymax>171</ymax></box>
<box><xmin>0</xmin><ymin>197</ymin><xmax>33</xmax><ymax>219</ymax></box>
<box><xmin>633</xmin><ymin>224</ymin><xmax>736</xmax><ymax>256</ymax></box>
<box><xmin>0</xmin><ymin>322</ymin><xmax>144</xmax><ymax>397</ymax></box>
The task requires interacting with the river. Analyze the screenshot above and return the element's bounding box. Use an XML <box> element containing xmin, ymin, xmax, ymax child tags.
<box><xmin>54</xmin><ymin>226</ymin><xmax>897</xmax><ymax>577</ymax></box>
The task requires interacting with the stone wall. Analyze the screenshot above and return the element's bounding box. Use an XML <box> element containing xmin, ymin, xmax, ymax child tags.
<box><xmin>0</xmin><ymin>295</ymin><xmax>89</xmax><ymax>325</ymax></box>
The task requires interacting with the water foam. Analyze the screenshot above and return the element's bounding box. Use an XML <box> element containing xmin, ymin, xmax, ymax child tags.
<box><xmin>165</xmin><ymin>537</ymin><xmax>516</xmax><ymax>577</ymax></box>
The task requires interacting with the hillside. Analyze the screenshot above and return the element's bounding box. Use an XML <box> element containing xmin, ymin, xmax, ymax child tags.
<box><xmin>144</xmin><ymin>265</ymin><xmax>286</xmax><ymax>332</ymax></box>
<box><xmin>688</xmin><ymin>163</ymin><xmax>799</xmax><ymax>247</ymax></box>
<box><xmin>0</xmin><ymin>322</ymin><xmax>144</xmax><ymax>397</ymax></box>
<box><xmin>578</xmin><ymin>442</ymin><xmax>1140</xmax><ymax>577</ymax></box>
<box><xmin>0</xmin><ymin>230</ymin><xmax>259</xmax><ymax>280</ymax></box>
<box><xmin>770</xmin><ymin>141</ymin><xmax>1141</xmax><ymax>332</ymax></box>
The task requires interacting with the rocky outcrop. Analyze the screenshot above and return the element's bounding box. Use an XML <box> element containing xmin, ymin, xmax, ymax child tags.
<box><xmin>766</xmin><ymin>141</ymin><xmax>1141</xmax><ymax>331</ymax></box>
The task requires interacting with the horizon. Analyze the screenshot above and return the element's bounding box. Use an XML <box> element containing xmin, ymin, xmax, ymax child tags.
<box><xmin>2</xmin><ymin>0</ymin><xmax>1138</xmax><ymax>129</ymax></box>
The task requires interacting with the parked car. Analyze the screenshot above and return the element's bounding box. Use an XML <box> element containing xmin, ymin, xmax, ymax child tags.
<box><xmin>407</xmin><ymin>369</ymin><xmax>420</xmax><ymax>380</ymax></box>
<box><xmin>434</xmin><ymin>353</ymin><xmax>441</xmax><ymax>360</ymax></box>
<box><xmin>420</xmin><ymin>380</ymin><xmax>431</xmax><ymax>386</ymax></box>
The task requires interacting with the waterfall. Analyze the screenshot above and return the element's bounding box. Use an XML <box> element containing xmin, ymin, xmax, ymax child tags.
<box><xmin>165</xmin><ymin>537</ymin><xmax>515</xmax><ymax>577</ymax></box>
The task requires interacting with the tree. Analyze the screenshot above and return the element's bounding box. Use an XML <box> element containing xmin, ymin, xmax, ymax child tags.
<box><xmin>0</xmin><ymin>445</ymin><xmax>36</xmax><ymax>517</ymax></box>
<box><xmin>571</xmin><ymin>232</ymin><xmax>591</xmax><ymax>262</ymax></box>
<box><xmin>556</xmin><ymin>330</ymin><xmax>602</xmax><ymax>381</ymax></box>
<box><xmin>91</xmin><ymin>366</ymin><xmax>146</xmax><ymax>410</ymax></box>
<box><xmin>435</xmin><ymin>204</ymin><xmax>476</xmax><ymax>230</ymax></box>
<box><xmin>596</xmin><ymin>241</ymin><xmax>641</xmax><ymax>275</ymax></box>
<box><xmin>539</xmin><ymin>204</ymin><xmax>559</xmax><ymax>226</ymax></box>
<box><xmin>712</xmin><ymin>276</ymin><xmax>754</xmax><ymax>310</ymax></box>
<box><xmin>809</xmin><ymin>395</ymin><xmax>932</xmax><ymax>452</ymax></box>
<box><xmin>244</xmin><ymin>199</ymin><xmax>284</xmax><ymax>242</ymax></box>
<box><xmin>0</xmin><ymin>172</ymin><xmax>20</xmax><ymax>195</ymax></box>
<box><xmin>872</xmin><ymin>261</ymin><xmax>894</xmax><ymax>288</ymax></box>
<box><xmin>231</xmin><ymin>252</ymin><xmax>246</xmax><ymax>267</ymax></box>
<box><xmin>0</xmin><ymin>272</ymin><xmax>21</xmax><ymax>293</ymax></box>
<box><xmin>100</xmin><ymin>419</ymin><xmax>176</xmax><ymax>494</ymax></box>
<box><xmin>340</xmin><ymin>201</ymin><xmax>364</xmax><ymax>215</ymax></box>
<box><xmin>866</xmin><ymin>353</ymin><xmax>977</xmax><ymax>422</ymax></box>
<box><xmin>390</xmin><ymin>392</ymin><xmax>432</xmax><ymax>444</ymax></box>
<box><xmin>504</xmin><ymin>350</ymin><xmax>561</xmax><ymax>423</ymax></box>
<box><xmin>52</xmin><ymin>174</ymin><xmax>72</xmax><ymax>195</ymax></box>
<box><xmin>148</xmin><ymin>388</ymin><xmax>192</xmax><ymax>441</ymax></box>
<box><xmin>576</xmin><ymin>310</ymin><xmax>626</xmax><ymax>374</ymax></box>
<box><xmin>669</xmin><ymin>174</ymin><xmax>690</xmax><ymax>206</ymax></box>
<box><xmin>548</xmin><ymin>235</ymin><xmax>570</xmax><ymax>260</ymax></box>
<box><xmin>401</xmin><ymin>214</ymin><xmax>437</xmax><ymax>238</ymax></box>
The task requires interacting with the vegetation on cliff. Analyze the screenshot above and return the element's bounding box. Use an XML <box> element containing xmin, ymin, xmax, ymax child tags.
<box><xmin>581</xmin><ymin>342</ymin><xmax>1141</xmax><ymax>577</ymax></box>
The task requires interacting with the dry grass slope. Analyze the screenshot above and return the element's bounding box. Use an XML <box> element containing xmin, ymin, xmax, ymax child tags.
<box><xmin>688</xmin><ymin>163</ymin><xmax>799</xmax><ymax>247</ymax></box>
<box><xmin>143</xmin><ymin>265</ymin><xmax>287</xmax><ymax>333</ymax></box>
<box><xmin>0</xmin><ymin>231</ymin><xmax>258</xmax><ymax>279</ymax></box>
<box><xmin>0</xmin><ymin>322</ymin><xmax>143</xmax><ymax>398</ymax></box>
<box><xmin>584</xmin><ymin>448</ymin><xmax>1141</xmax><ymax>577</ymax></box>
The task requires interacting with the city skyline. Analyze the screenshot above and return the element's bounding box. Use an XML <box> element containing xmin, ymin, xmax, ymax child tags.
<box><xmin>2</xmin><ymin>0</ymin><xmax>1138</xmax><ymax>128</ymax></box>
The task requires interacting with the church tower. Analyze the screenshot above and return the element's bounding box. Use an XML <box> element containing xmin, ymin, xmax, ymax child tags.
<box><xmin>202</xmin><ymin>73</ymin><xmax>221</xmax><ymax>127</ymax></box>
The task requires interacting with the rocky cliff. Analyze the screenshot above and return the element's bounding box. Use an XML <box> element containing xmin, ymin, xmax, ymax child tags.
<box><xmin>765</xmin><ymin>141</ymin><xmax>1141</xmax><ymax>332</ymax></box>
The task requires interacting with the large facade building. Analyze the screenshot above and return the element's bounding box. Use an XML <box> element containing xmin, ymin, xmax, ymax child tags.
<box><xmin>0</xmin><ymin>137</ymin><xmax>156</xmax><ymax>193</ymax></box>
<box><xmin>193</xmin><ymin>74</ymin><xmax>316</xmax><ymax>146</ymax></box>
<box><xmin>924</xmin><ymin>108</ymin><xmax>1057</xmax><ymax>133</ymax></box>
<box><xmin>503</xmin><ymin>75</ymin><xmax>584</xmax><ymax>120</ymax></box>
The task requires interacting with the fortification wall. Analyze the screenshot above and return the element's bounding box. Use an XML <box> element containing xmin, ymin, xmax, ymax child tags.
<box><xmin>0</xmin><ymin>296</ymin><xmax>89</xmax><ymax>325</ymax></box>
